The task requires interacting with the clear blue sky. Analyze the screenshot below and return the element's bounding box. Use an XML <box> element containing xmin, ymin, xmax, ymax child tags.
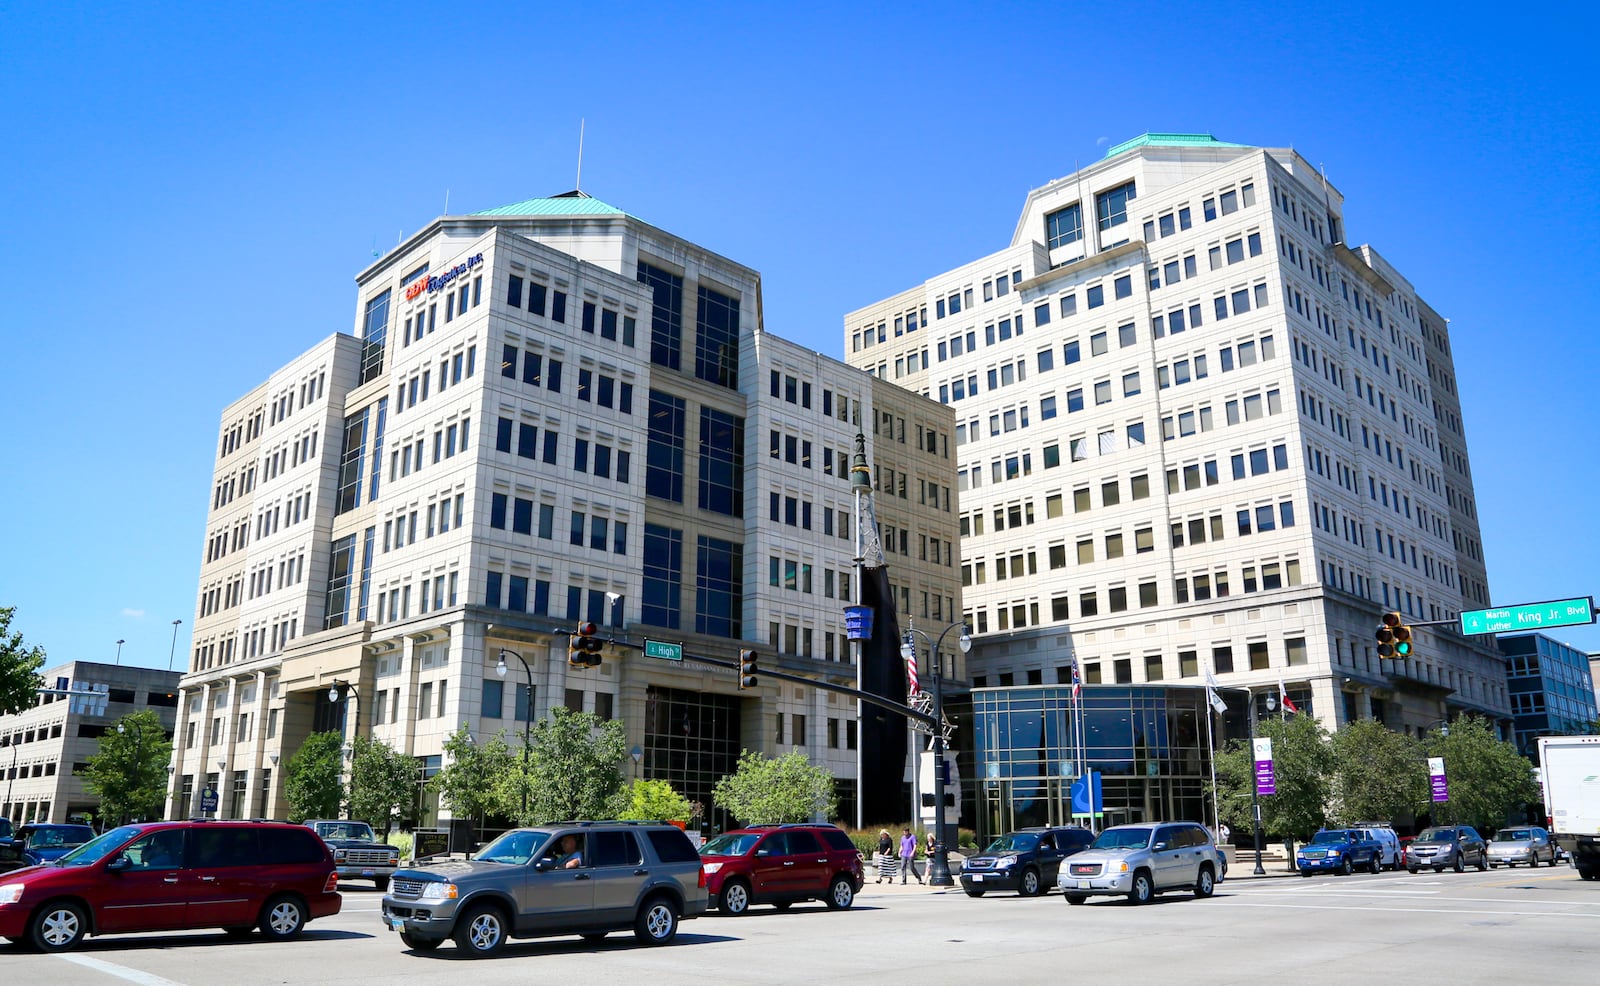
<box><xmin>3</xmin><ymin>1</ymin><xmax>1598</xmax><ymax>670</ymax></box>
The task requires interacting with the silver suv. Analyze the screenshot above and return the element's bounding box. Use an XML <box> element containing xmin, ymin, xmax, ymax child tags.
<box><xmin>1056</xmin><ymin>822</ymin><xmax>1223</xmax><ymax>905</ymax></box>
<box><xmin>380</xmin><ymin>821</ymin><xmax>707</xmax><ymax>956</ymax></box>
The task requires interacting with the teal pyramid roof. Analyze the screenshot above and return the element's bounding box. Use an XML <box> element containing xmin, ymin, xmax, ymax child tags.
<box><xmin>1103</xmin><ymin>133</ymin><xmax>1250</xmax><ymax>159</ymax></box>
<box><xmin>472</xmin><ymin>191</ymin><xmax>629</xmax><ymax>218</ymax></box>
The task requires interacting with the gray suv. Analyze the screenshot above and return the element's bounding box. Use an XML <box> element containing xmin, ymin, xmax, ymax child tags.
<box><xmin>1056</xmin><ymin>822</ymin><xmax>1223</xmax><ymax>905</ymax></box>
<box><xmin>380</xmin><ymin>821</ymin><xmax>707</xmax><ymax>956</ymax></box>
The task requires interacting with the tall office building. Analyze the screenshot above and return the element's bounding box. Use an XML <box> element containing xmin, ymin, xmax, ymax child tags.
<box><xmin>845</xmin><ymin>133</ymin><xmax>1508</xmax><ymax>737</ymax></box>
<box><xmin>174</xmin><ymin>192</ymin><xmax>958</xmax><ymax>828</ymax></box>
<box><xmin>1499</xmin><ymin>633</ymin><xmax>1600</xmax><ymax>760</ymax></box>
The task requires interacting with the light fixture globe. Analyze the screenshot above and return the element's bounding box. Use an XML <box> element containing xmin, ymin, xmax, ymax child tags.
<box><xmin>958</xmin><ymin>632</ymin><xmax>973</xmax><ymax>654</ymax></box>
<box><xmin>327</xmin><ymin>685</ymin><xmax>339</xmax><ymax>703</ymax></box>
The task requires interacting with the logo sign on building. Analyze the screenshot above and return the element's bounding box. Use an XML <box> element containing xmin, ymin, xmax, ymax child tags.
<box><xmin>406</xmin><ymin>252</ymin><xmax>485</xmax><ymax>301</ymax></box>
<box><xmin>1459</xmin><ymin>596</ymin><xmax>1595</xmax><ymax>636</ymax></box>
<box><xmin>1253</xmin><ymin>737</ymin><xmax>1276</xmax><ymax>796</ymax></box>
<box><xmin>1428</xmin><ymin>756</ymin><xmax>1449</xmax><ymax>803</ymax></box>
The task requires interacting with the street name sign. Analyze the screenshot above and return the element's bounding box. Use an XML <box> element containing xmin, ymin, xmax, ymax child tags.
<box><xmin>645</xmin><ymin>640</ymin><xmax>683</xmax><ymax>662</ymax></box>
<box><xmin>1459</xmin><ymin>597</ymin><xmax>1595</xmax><ymax>635</ymax></box>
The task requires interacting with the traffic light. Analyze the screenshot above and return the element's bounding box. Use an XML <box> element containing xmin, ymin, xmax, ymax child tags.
<box><xmin>738</xmin><ymin>649</ymin><xmax>759</xmax><ymax>689</ymax></box>
<box><xmin>1376</xmin><ymin>612</ymin><xmax>1413</xmax><ymax>659</ymax></box>
<box><xmin>568</xmin><ymin>622</ymin><xmax>603</xmax><ymax>668</ymax></box>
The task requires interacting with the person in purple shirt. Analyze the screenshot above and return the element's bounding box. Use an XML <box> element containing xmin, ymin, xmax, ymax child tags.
<box><xmin>899</xmin><ymin>828</ymin><xmax>922</xmax><ymax>885</ymax></box>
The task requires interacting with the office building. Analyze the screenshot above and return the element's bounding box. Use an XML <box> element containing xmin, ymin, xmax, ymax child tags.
<box><xmin>172</xmin><ymin>192</ymin><xmax>959</xmax><ymax>829</ymax></box>
<box><xmin>1499</xmin><ymin>633</ymin><xmax>1599</xmax><ymax>760</ymax></box>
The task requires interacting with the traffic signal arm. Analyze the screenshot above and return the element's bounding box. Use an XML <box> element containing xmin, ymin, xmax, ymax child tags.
<box><xmin>684</xmin><ymin>651</ymin><xmax>937</xmax><ymax>728</ymax></box>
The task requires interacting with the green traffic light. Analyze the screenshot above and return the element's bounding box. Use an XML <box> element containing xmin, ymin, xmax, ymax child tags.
<box><xmin>1395</xmin><ymin>641</ymin><xmax>1412</xmax><ymax>657</ymax></box>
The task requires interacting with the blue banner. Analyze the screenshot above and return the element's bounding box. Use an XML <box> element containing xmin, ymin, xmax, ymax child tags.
<box><xmin>1069</xmin><ymin>769</ymin><xmax>1102</xmax><ymax>816</ymax></box>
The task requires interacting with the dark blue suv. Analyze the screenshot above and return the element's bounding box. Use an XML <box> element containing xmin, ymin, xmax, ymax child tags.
<box><xmin>959</xmin><ymin>827</ymin><xmax>1095</xmax><ymax>897</ymax></box>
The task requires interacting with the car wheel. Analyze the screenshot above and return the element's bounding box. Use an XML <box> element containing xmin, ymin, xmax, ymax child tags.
<box><xmin>1128</xmin><ymin>871</ymin><xmax>1154</xmax><ymax>905</ymax></box>
<box><xmin>1453</xmin><ymin>855</ymin><xmax>1465</xmax><ymax>874</ymax></box>
<box><xmin>1369</xmin><ymin>855</ymin><xmax>1382</xmax><ymax>875</ymax></box>
<box><xmin>1340</xmin><ymin>857</ymin><xmax>1353</xmax><ymax>876</ymax></box>
<box><xmin>1476</xmin><ymin>854</ymin><xmax>1488</xmax><ymax>872</ymax></box>
<box><xmin>1019</xmin><ymin>868</ymin><xmax>1042</xmax><ymax>897</ymax></box>
<box><xmin>581</xmin><ymin>933</ymin><xmax>608</xmax><ymax>944</ymax></box>
<box><xmin>1407</xmin><ymin>866</ymin><xmax>1419</xmax><ymax>874</ymax></box>
<box><xmin>260</xmin><ymin>895</ymin><xmax>308</xmax><ymax>940</ymax></box>
<box><xmin>826</xmin><ymin>876</ymin><xmax>855</xmax><ymax>910</ymax></box>
<box><xmin>1300</xmin><ymin>869</ymin><xmax>1313</xmax><ymax>878</ymax></box>
<box><xmin>452</xmin><ymin>903</ymin><xmax>507</xmax><ymax>957</ymax></box>
<box><xmin>964</xmin><ymin>889</ymin><xmax>985</xmax><ymax>897</ymax></box>
<box><xmin>1579</xmin><ymin>867</ymin><xmax>1597</xmax><ymax>881</ymax></box>
<box><xmin>1194</xmin><ymin>866</ymin><xmax>1215</xmax><ymax>898</ymax></box>
<box><xmin>719</xmin><ymin>879</ymin><xmax>752</xmax><ymax>916</ymax></box>
<box><xmin>634</xmin><ymin>895</ymin><xmax>679</xmax><ymax>946</ymax></box>
<box><xmin>400</xmin><ymin>932</ymin><xmax>443</xmax><ymax>952</ymax></box>
<box><xmin>1064</xmin><ymin>894</ymin><xmax>1087</xmax><ymax>905</ymax></box>
<box><xmin>373</xmin><ymin>877</ymin><xmax>390</xmax><ymax>892</ymax></box>
<box><xmin>29</xmin><ymin>901</ymin><xmax>87</xmax><ymax>952</ymax></box>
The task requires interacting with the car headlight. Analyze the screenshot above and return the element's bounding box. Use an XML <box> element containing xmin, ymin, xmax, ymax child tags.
<box><xmin>1115</xmin><ymin>862</ymin><xmax>1129</xmax><ymax>873</ymax></box>
<box><xmin>702</xmin><ymin>862</ymin><xmax>723</xmax><ymax>874</ymax></box>
<box><xmin>334</xmin><ymin>849</ymin><xmax>347</xmax><ymax>860</ymax></box>
<box><xmin>0</xmin><ymin>884</ymin><xmax>24</xmax><ymax>906</ymax></box>
<box><xmin>419</xmin><ymin>882</ymin><xmax>458</xmax><ymax>901</ymax></box>
<box><xmin>995</xmin><ymin>858</ymin><xmax>1015</xmax><ymax>868</ymax></box>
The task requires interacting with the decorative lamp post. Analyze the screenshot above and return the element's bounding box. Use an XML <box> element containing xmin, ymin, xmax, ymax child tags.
<box><xmin>900</xmin><ymin>620</ymin><xmax>969</xmax><ymax>888</ymax></box>
<box><xmin>496</xmin><ymin>647</ymin><xmax>534</xmax><ymax>817</ymax></box>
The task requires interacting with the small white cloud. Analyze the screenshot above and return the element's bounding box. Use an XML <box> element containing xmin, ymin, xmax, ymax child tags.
<box><xmin>122</xmin><ymin>608</ymin><xmax>146</xmax><ymax>619</ymax></box>
<box><xmin>1096</xmin><ymin>136</ymin><xmax>1109</xmax><ymax>146</ymax></box>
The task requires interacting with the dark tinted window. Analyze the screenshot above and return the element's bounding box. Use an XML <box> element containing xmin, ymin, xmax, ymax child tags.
<box><xmin>784</xmin><ymin>830</ymin><xmax>823</xmax><ymax>854</ymax></box>
<box><xmin>591</xmin><ymin>831</ymin><xmax>642</xmax><ymax>868</ymax></box>
<box><xmin>645</xmin><ymin>828</ymin><xmax>700</xmax><ymax>863</ymax></box>
<box><xmin>190</xmin><ymin>827</ymin><xmax>260</xmax><ymax>868</ymax></box>
<box><xmin>1059</xmin><ymin>829</ymin><xmax>1095</xmax><ymax>850</ymax></box>
<box><xmin>819</xmin><ymin>828</ymin><xmax>856</xmax><ymax>852</ymax></box>
<box><xmin>261</xmin><ymin>827</ymin><xmax>328</xmax><ymax>864</ymax></box>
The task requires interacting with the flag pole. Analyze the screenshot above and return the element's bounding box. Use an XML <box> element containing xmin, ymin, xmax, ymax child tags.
<box><xmin>1204</xmin><ymin>688</ymin><xmax>1219</xmax><ymax>838</ymax></box>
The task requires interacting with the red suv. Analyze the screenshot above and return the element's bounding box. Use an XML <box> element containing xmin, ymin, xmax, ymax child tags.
<box><xmin>699</xmin><ymin>824</ymin><xmax>863</xmax><ymax>915</ymax></box>
<box><xmin>0</xmin><ymin>820</ymin><xmax>341</xmax><ymax>951</ymax></box>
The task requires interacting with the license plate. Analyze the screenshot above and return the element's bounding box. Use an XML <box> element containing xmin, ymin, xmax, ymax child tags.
<box><xmin>1077</xmin><ymin>880</ymin><xmax>1090</xmax><ymax>889</ymax></box>
<box><xmin>971</xmin><ymin>874</ymin><xmax>984</xmax><ymax>881</ymax></box>
<box><xmin>362</xmin><ymin>869</ymin><xmax>376</xmax><ymax>876</ymax></box>
<box><xmin>389</xmin><ymin>916</ymin><xmax>405</xmax><ymax>932</ymax></box>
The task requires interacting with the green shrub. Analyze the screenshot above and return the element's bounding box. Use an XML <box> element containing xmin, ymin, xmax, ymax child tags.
<box><xmin>386</xmin><ymin>831</ymin><xmax>414</xmax><ymax>862</ymax></box>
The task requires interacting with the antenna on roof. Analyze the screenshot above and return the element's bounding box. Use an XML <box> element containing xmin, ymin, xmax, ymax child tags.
<box><xmin>444</xmin><ymin>189</ymin><xmax>450</xmax><ymax>216</ymax></box>
<box><xmin>576</xmin><ymin>117</ymin><xmax>586</xmax><ymax>191</ymax></box>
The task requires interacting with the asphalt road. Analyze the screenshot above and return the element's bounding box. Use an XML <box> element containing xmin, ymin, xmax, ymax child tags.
<box><xmin>4</xmin><ymin>867</ymin><xmax>1598</xmax><ymax>985</ymax></box>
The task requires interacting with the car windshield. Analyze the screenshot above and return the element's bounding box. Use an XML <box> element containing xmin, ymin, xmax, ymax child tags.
<box><xmin>30</xmin><ymin>826</ymin><xmax>94</xmax><ymax>848</ymax></box>
<box><xmin>1418</xmin><ymin>829</ymin><xmax>1457</xmax><ymax>843</ymax></box>
<box><xmin>1310</xmin><ymin>830</ymin><xmax>1355</xmax><ymax>845</ymax></box>
<box><xmin>700</xmin><ymin>833</ymin><xmax>761</xmax><ymax>857</ymax></box>
<box><xmin>1495</xmin><ymin>830</ymin><xmax>1533</xmax><ymax>842</ymax></box>
<box><xmin>55</xmin><ymin>826</ymin><xmax>141</xmax><ymax>867</ymax></box>
<box><xmin>474</xmin><ymin>829</ymin><xmax>551</xmax><ymax>865</ymax></box>
<box><xmin>316</xmin><ymin>822</ymin><xmax>375</xmax><ymax>841</ymax></box>
<box><xmin>1092</xmin><ymin>828</ymin><xmax>1153</xmax><ymax>850</ymax></box>
<box><xmin>984</xmin><ymin>832</ymin><xmax>1041</xmax><ymax>853</ymax></box>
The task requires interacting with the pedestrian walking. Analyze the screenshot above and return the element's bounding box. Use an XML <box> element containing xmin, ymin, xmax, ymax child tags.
<box><xmin>876</xmin><ymin>829</ymin><xmax>894</xmax><ymax>883</ymax></box>
<box><xmin>899</xmin><ymin>827</ymin><xmax>922</xmax><ymax>885</ymax></box>
<box><xmin>1217</xmin><ymin>821</ymin><xmax>1231</xmax><ymax>847</ymax></box>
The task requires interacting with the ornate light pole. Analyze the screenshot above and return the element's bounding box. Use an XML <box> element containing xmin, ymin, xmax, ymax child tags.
<box><xmin>496</xmin><ymin>648</ymin><xmax>534</xmax><ymax>818</ymax></box>
<box><xmin>900</xmin><ymin>620</ymin><xmax>969</xmax><ymax>888</ymax></box>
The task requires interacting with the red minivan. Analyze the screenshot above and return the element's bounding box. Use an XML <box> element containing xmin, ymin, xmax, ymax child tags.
<box><xmin>0</xmin><ymin>820</ymin><xmax>341</xmax><ymax>951</ymax></box>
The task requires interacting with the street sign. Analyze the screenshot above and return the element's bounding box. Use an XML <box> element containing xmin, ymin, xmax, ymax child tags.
<box><xmin>1459</xmin><ymin>597</ymin><xmax>1595</xmax><ymax>636</ymax></box>
<box><xmin>644</xmin><ymin>640</ymin><xmax>683</xmax><ymax>662</ymax></box>
<box><xmin>199</xmin><ymin>787</ymin><xmax>219</xmax><ymax>815</ymax></box>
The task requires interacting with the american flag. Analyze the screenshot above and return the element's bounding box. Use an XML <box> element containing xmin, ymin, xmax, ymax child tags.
<box><xmin>906</xmin><ymin>639</ymin><xmax>919</xmax><ymax>698</ymax></box>
<box><xmin>1071</xmin><ymin>662</ymin><xmax>1081</xmax><ymax>700</ymax></box>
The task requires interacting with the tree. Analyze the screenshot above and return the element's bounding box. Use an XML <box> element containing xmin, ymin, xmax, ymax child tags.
<box><xmin>0</xmin><ymin>606</ymin><xmax>46</xmax><ymax>716</ymax></box>
<box><xmin>1427</xmin><ymin>715</ymin><xmax>1540</xmax><ymax>832</ymax></box>
<box><xmin>714</xmin><ymin>750</ymin><xmax>838</xmax><ymax>825</ymax></box>
<box><xmin>619</xmin><ymin>778</ymin><xmax>695</xmax><ymax>823</ymax></box>
<box><xmin>431</xmin><ymin>724</ymin><xmax>515</xmax><ymax>825</ymax></box>
<box><xmin>506</xmin><ymin>707</ymin><xmax>629</xmax><ymax>824</ymax></box>
<box><xmin>347</xmin><ymin>735</ymin><xmax>416</xmax><ymax>833</ymax></box>
<box><xmin>284</xmin><ymin>731</ymin><xmax>345</xmax><ymax>822</ymax></box>
<box><xmin>1330</xmin><ymin>718</ymin><xmax>1428</xmax><ymax>825</ymax></box>
<box><xmin>82</xmin><ymin>709</ymin><xmax>173</xmax><ymax>824</ymax></box>
<box><xmin>1213</xmin><ymin>712</ymin><xmax>1333</xmax><ymax>842</ymax></box>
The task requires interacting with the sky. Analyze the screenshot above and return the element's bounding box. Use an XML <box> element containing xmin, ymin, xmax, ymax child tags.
<box><xmin>2</xmin><ymin>0</ymin><xmax>1598</xmax><ymax>672</ymax></box>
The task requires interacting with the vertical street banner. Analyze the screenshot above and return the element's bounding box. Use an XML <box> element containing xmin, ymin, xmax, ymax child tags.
<box><xmin>1428</xmin><ymin>757</ymin><xmax>1449</xmax><ymax>802</ymax></box>
<box><xmin>1253</xmin><ymin>737</ymin><xmax>1276</xmax><ymax>796</ymax></box>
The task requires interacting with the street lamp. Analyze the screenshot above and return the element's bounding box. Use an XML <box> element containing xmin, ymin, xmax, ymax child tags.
<box><xmin>168</xmin><ymin>620</ymin><xmax>182</xmax><ymax>672</ymax></box>
<box><xmin>495</xmin><ymin>646</ymin><xmax>534</xmax><ymax>817</ymax></box>
<box><xmin>630</xmin><ymin>745</ymin><xmax>644</xmax><ymax>779</ymax></box>
<box><xmin>115</xmin><ymin>640</ymin><xmax>125</xmax><ymax>665</ymax></box>
<box><xmin>900</xmin><ymin>620</ymin><xmax>969</xmax><ymax>888</ymax></box>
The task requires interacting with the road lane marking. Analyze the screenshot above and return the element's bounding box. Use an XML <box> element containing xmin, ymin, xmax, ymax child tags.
<box><xmin>1218</xmin><ymin>899</ymin><xmax>1600</xmax><ymax>919</ymax></box>
<box><xmin>56</xmin><ymin>954</ymin><xmax>186</xmax><ymax>986</ymax></box>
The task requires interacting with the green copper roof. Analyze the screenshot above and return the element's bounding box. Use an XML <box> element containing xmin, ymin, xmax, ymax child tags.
<box><xmin>1103</xmin><ymin>133</ymin><xmax>1250</xmax><ymax>159</ymax></box>
<box><xmin>472</xmin><ymin>191</ymin><xmax>629</xmax><ymax>217</ymax></box>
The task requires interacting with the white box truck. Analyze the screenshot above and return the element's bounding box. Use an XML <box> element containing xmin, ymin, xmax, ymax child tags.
<box><xmin>1536</xmin><ymin>735</ymin><xmax>1600</xmax><ymax>880</ymax></box>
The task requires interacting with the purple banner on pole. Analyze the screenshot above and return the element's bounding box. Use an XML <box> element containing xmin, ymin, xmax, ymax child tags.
<box><xmin>1255</xmin><ymin>761</ymin><xmax>1276</xmax><ymax>796</ymax></box>
<box><xmin>1428</xmin><ymin>757</ymin><xmax>1448</xmax><ymax>802</ymax></box>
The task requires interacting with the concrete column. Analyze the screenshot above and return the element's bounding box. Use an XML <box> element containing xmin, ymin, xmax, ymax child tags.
<box><xmin>165</xmin><ymin>686</ymin><xmax>192</xmax><ymax>819</ymax></box>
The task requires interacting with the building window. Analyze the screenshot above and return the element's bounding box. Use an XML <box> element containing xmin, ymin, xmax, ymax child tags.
<box><xmin>694</xmin><ymin>285</ymin><xmax>740</xmax><ymax>389</ymax></box>
<box><xmin>642</xmin><ymin>524</ymin><xmax>683</xmax><ymax>629</ymax></box>
<box><xmin>694</xmin><ymin>536</ymin><xmax>742</xmax><ymax>639</ymax></box>
<box><xmin>360</xmin><ymin>289</ymin><xmax>390</xmax><ymax>383</ymax></box>
<box><xmin>697</xmin><ymin>408</ymin><xmax>745</xmax><ymax>516</ymax></box>
<box><xmin>1046</xmin><ymin>202</ymin><xmax>1083</xmax><ymax>249</ymax></box>
<box><xmin>1096</xmin><ymin>181</ymin><xmax>1137</xmax><ymax>232</ymax></box>
<box><xmin>646</xmin><ymin>390</ymin><xmax>686</xmax><ymax>503</ymax></box>
<box><xmin>637</xmin><ymin>262</ymin><xmax>683</xmax><ymax>371</ymax></box>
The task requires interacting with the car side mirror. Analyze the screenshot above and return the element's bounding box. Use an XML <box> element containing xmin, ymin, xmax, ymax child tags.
<box><xmin>1152</xmin><ymin>842</ymin><xmax>1169</xmax><ymax>852</ymax></box>
<box><xmin>534</xmin><ymin>857</ymin><xmax>556</xmax><ymax>872</ymax></box>
<box><xmin>756</xmin><ymin>849</ymin><xmax>771</xmax><ymax>857</ymax></box>
<box><xmin>106</xmin><ymin>855</ymin><xmax>131</xmax><ymax>873</ymax></box>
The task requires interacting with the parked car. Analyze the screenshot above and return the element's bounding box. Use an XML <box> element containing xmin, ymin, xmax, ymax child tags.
<box><xmin>0</xmin><ymin>819</ymin><xmax>341</xmax><ymax>951</ymax></box>
<box><xmin>1296</xmin><ymin>829</ymin><xmax>1383</xmax><ymax>876</ymax></box>
<box><xmin>1404</xmin><ymin>825</ymin><xmax>1488</xmax><ymax>873</ymax></box>
<box><xmin>1487</xmin><ymin>826</ymin><xmax>1557</xmax><ymax>868</ymax></box>
<box><xmin>0</xmin><ymin>824</ymin><xmax>96</xmax><ymax>873</ymax></box>
<box><xmin>1056</xmin><ymin>821</ymin><xmax>1223</xmax><ymax>905</ymax></box>
<box><xmin>699</xmin><ymin>823</ymin><xmax>863</xmax><ymax>915</ymax></box>
<box><xmin>1351</xmin><ymin>822</ymin><xmax>1403</xmax><ymax>870</ymax></box>
<box><xmin>382</xmin><ymin>821</ymin><xmax>707</xmax><ymax>956</ymax></box>
<box><xmin>304</xmin><ymin>819</ymin><xmax>400</xmax><ymax>890</ymax></box>
<box><xmin>959</xmin><ymin>826</ymin><xmax>1095</xmax><ymax>897</ymax></box>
